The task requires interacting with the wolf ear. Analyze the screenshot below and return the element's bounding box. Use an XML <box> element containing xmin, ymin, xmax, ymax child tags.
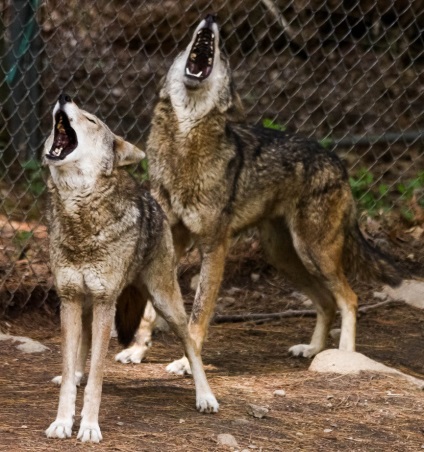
<box><xmin>114</xmin><ymin>136</ymin><xmax>146</xmax><ymax>167</ymax></box>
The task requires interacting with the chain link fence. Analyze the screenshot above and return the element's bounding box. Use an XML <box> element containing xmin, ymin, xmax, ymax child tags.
<box><xmin>1</xmin><ymin>0</ymin><xmax>423</xmax><ymax>314</ymax></box>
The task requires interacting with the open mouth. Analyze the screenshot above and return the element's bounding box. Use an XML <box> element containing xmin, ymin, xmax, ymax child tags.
<box><xmin>185</xmin><ymin>27</ymin><xmax>215</xmax><ymax>81</ymax></box>
<box><xmin>47</xmin><ymin>110</ymin><xmax>78</xmax><ymax>160</ymax></box>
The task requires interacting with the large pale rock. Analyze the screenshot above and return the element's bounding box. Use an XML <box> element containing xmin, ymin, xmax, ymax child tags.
<box><xmin>0</xmin><ymin>333</ymin><xmax>49</xmax><ymax>353</ymax></box>
<box><xmin>310</xmin><ymin>349</ymin><xmax>424</xmax><ymax>389</ymax></box>
<box><xmin>383</xmin><ymin>280</ymin><xmax>424</xmax><ymax>310</ymax></box>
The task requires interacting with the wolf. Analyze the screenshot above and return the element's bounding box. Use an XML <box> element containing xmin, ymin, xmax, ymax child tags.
<box><xmin>43</xmin><ymin>94</ymin><xmax>218</xmax><ymax>443</ymax></box>
<box><xmin>116</xmin><ymin>15</ymin><xmax>418</xmax><ymax>374</ymax></box>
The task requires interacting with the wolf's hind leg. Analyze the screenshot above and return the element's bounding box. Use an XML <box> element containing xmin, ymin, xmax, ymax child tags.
<box><xmin>260</xmin><ymin>220</ymin><xmax>337</xmax><ymax>358</ymax></box>
<box><xmin>290</xmin><ymin>222</ymin><xmax>357</xmax><ymax>354</ymax></box>
<box><xmin>143</xmin><ymin>235</ymin><xmax>218</xmax><ymax>413</ymax></box>
<box><xmin>115</xmin><ymin>300</ymin><xmax>157</xmax><ymax>363</ymax></box>
<box><xmin>148</xmin><ymin>281</ymin><xmax>219</xmax><ymax>413</ymax></box>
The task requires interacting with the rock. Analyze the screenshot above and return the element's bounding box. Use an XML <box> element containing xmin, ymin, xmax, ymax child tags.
<box><xmin>329</xmin><ymin>328</ymin><xmax>341</xmax><ymax>340</ymax></box>
<box><xmin>383</xmin><ymin>280</ymin><xmax>424</xmax><ymax>310</ymax></box>
<box><xmin>309</xmin><ymin>349</ymin><xmax>424</xmax><ymax>388</ymax></box>
<box><xmin>190</xmin><ymin>273</ymin><xmax>200</xmax><ymax>291</ymax></box>
<box><xmin>0</xmin><ymin>333</ymin><xmax>49</xmax><ymax>353</ymax></box>
<box><xmin>247</xmin><ymin>403</ymin><xmax>269</xmax><ymax>419</ymax></box>
<box><xmin>250</xmin><ymin>273</ymin><xmax>260</xmax><ymax>282</ymax></box>
<box><xmin>373</xmin><ymin>291</ymin><xmax>388</xmax><ymax>301</ymax></box>
<box><xmin>221</xmin><ymin>296</ymin><xmax>236</xmax><ymax>305</ymax></box>
<box><xmin>217</xmin><ymin>433</ymin><xmax>239</xmax><ymax>448</ymax></box>
<box><xmin>323</xmin><ymin>428</ymin><xmax>333</xmax><ymax>433</ymax></box>
<box><xmin>233</xmin><ymin>418</ymin><xmax>249</xmax><ymax>425</ymax></box>
<box><xmin>273</xmin><ymin>389</ymin><xmax>286</xmax><ymax>396</ymax></box>
<box><xmin>290</xmin><ymin>291</ymin><xmax>313</xmax><ymax>306</ymax></box>
<box><xmin>227</xmin><ymin>287</ymin><xmax>241</xmax><ymax>295</ymax></box>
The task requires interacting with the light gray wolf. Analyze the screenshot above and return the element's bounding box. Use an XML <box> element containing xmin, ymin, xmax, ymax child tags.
<box><xmin>116</xmin><ymin>15</ymin><xmax>418</xmax><ymax>374</ymax></box>
<box><xmin>43</xmin><ymin>94</ymin><xmax>218</xmax><ymax>443</ymax></box>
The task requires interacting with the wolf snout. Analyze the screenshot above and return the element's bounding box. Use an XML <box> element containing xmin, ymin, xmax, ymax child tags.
<box><xmin>58</xmin><ymin>93</ymin><xmax>72</xmax><ymax>105</ymax></box>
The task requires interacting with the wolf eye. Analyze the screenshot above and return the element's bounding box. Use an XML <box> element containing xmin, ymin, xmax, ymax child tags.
<box><xmin>85</xmin><ymin>116</ymin><xmax>96</xmax><ymax>124</ymax></box>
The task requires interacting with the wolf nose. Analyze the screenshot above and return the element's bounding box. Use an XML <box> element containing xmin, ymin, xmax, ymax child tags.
<box><xmin>58</xmin><ymin>93</ymin><xmax>72</xmax><ymax>105</ymax></box>
<box><xmin>204</xmin><ymin>14</ymin><xmax>216</xmax><ymax>25</ymax></box>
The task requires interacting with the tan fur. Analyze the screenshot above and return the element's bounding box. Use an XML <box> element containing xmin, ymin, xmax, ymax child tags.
<box><xmin>44</xmin><ymin>96</ymin><xmax>218</xmax><ymax>443</ymax></box>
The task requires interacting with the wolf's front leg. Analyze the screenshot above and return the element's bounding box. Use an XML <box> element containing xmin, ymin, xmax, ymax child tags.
<box><xmin>46</xmin><ymin>299</ymin><xmax>83</xmax><ymax>439</ymax></box>
<box><xmin>167</xmin><ymin>240</ymin><xmax>228</xmax><ymax>375</ymax></box>
<box><xmin>77</xmin><ymin>302</ymin><xmax>115</xmax><ymax>443</ymax></box>
<box><xmin>52</xmin><ymin>304</ymin><xmax>92</xmax><ymax>386</ymax></box>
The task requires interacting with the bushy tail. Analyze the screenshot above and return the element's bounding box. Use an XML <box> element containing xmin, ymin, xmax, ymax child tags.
<box><xmin>115</xmin><ymin>285</ymin><xmax>147</xmax><ymax>347</ymax></box>
<box><xmin>343</xmin><ymin>222</ymin><xmax>417</xmax><ymax>288</ymax></box>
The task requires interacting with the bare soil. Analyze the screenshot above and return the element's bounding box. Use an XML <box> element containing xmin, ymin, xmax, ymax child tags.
<box><xmin>0</xmin><ymin>226</ymin><xmax>423</xmax><ymax>452</ymax></box>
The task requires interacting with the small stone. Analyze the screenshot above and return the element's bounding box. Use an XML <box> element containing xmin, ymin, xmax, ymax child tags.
<box><xmin>326</xmin><ymin>395</ymin><xmax>334</xmax><ymax>399</ymax></box>
<box><xmin>217</xmin><ymin>433</ymin><xmax>239</xmax><ymax>448</ymax></box>
<box><xmin>250</xmin><ymin>273</ymin><xmax>260</xmax><ymax>282</ymax></box>
<box><xmin>323</xmin><ymin>428</ymin><xmax>333</xmax><ymax>433</ymax></box>
<box><xmin>296</xmin><ymin>432</ymin><xmax>303</xmax><ymax>436</ymax></box>
<box><xmin>247</xmin><ymin>403</ymin><xmax>269</xmax><ymax>419</ymax></box>
<box><xmin>179</xmin><ymin>419</ymin><xmax>185</xmax><ymax>423</ymax></box>
<box><xmin>373</xmin><ymin>291</ymin><xmax>388</xmax><ymax>301</ymax></box>
<box><xmin>117</xmin><ymin>421</ymin><xmax>124</xmax><ymax>426</ymax></box>
<box><xmin>329</xmin><ymin>328</ymin><xmax>341</xmax><ymax>340</ymax></box>
<box><xmin>233</xmin><ymin>418</ymin><xmax>249</xmax><ymax>425</ymax></box>
<box><xmin>227</xmin><ymin>287</ymin><xmax>241</xmax><ymax>295</ymax></box>
<box><xmin>273</xmin><ymin>389</ymin><xmax>286</xmax><ymax>396</ymax></box>
<box><xmin>221</xmin><ymin>296</ymin><xmax>236</xmax><ymax>305</ymax></box>
<box><xmin>190</xmin><ymin>273</ymin><xmax>200</xmax><ymax>291</ymax></box>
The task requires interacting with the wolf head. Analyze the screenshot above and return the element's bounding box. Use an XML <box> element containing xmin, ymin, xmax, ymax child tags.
<box><xmin>43</xmin><ymin>95</ymin><xmax>145</xmax><ymax>175</ymax></box>
<box><xmin>162</xmin><ymin>15</ymin><xmax>241</xmax><ymax>123</ymax></box>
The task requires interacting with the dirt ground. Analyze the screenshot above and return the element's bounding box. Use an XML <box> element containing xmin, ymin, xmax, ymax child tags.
<box><xmin>0</xmin><ymin>227</ymin><xmax>423</xmax><ymax>452</ymax></box>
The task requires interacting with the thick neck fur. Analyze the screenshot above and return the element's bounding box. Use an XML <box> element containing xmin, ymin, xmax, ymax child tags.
<box><xmin>49</xmin><ymin>153</ymin><xmax>106</xmax><ymax>195</ymax></box>
<box><xmin>164</xmin><ymin>58</ymin><xmax>232</xmax><ymax>136</ymax></box>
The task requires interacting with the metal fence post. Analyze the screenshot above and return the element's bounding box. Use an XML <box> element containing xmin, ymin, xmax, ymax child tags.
<box><xmin>4</xmin><ymin>0</ymin><xmax>41</xmax><ymax>171</ymax></box>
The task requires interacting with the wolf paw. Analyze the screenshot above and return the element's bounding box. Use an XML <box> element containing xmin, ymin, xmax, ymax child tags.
<box><xmin>51</xmin><ymin>371</ymin><xmax>83</xmax><ymax>386</ymax></box>
<box><xmin>77</xmin><ymin>422</ymin><xmax>102</xmax><ymax>443</ymax></box>
<box><xmin>166</xmin><ymin>356</ymin><xmax>192</xmax><ymax>375</ymax></box>
<box><xmin>45</xmin><ymin>419</ymin><xmax>73</xmax><ymax>439</ymax></box>
<box><xmin>196</xmin><ymin>393</ymin><xmax>219</xmax><ymax>413</ymax></box>
<box><xmin>289</xmin><ymin>344</ymin><xmax>320</xmax><ymax>358</ymax></box>
<box><xmin>115</xmin><ymin>343</ymin><xmax>150</xmax><ymax>364</ymax></box>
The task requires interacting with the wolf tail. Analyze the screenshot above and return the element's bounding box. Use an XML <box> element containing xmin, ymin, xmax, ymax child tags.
<box><xmin>115</xmin><ymin>285</ymin><xmax>147</xmax><ymax>347</ymax></box>
<box><xmin>343</xmin><ymin>217</ymin><xmax>420</xmax><ymax>287</ymax></box>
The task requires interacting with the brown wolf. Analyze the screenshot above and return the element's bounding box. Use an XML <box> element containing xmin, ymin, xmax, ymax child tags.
<box><xmin>44</xmin><ymin>95</ymin><xmax>218</xmax><ymax>442</ymax></box>
<box><xmin>117</xmin><ymin>15</ymin><xmax>416</xmax><ymax>374</ymax></box>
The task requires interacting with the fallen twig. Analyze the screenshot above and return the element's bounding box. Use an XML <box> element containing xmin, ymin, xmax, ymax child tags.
<box><xmin>212</xmin><ymin>299</ymin><xmax>402</xmax><ymax>324</ymax></box>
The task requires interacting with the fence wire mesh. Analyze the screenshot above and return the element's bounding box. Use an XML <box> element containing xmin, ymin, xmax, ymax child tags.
<box><xmin>1</xmin><ymin>0</ymin><xmax>423</xmax><ymax>313</ymax></box>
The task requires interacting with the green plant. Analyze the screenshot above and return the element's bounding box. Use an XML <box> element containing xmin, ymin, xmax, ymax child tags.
<box><xmin>128</xmin><ymin>157</ymin><xmax>149</xmax><ymax>183</ymax></box>
<box><xmin>396</xmin><ymin>171</ymin><xmax>424</xmax><ymax>201</ymax></box>
<box><xmin>262</xmin><ymin>118</ymin><xmax>286</xmax><ymax>131</ymax></box>
<box><xmin>319</xmin><ymin>137</ymin><xmax>334</xmax><ymax>149</ymax></box>
<box><xmin>22</xmin><ymin>158</ymin><xmax>45</xmax><ymax>197</ymax></box>
<box><xmin>349</xmin><ymin>168</ymin><xmax>424</xmax><ymax>221</ymax></box>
